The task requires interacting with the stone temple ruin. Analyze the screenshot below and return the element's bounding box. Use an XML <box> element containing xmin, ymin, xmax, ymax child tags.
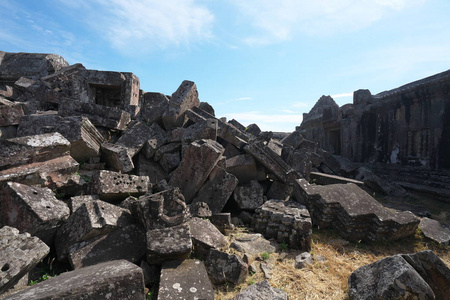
<box><xmin>0</xmin><ymin>51</ymin><xmax>449</xmax><ymax>299</ymax></box>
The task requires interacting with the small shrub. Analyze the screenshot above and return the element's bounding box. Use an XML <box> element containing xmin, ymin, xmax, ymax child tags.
<box><xmin>261</xmin><ymin>252</ymin><xmax>270</xmax><ymax>261</ymax></box>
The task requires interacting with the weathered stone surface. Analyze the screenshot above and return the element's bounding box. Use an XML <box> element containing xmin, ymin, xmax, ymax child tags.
<box><xmin>293</xmin><ymin>179</ymin><xmax>419</xmax><ymax>242</ymax></box>
<box><xmin>226</xmin><ymin>154</ymin><xmax>266</xmax><ymax>184</ymax></box>
<box><xmin>205</xmin><ymin>249</ymin><xmax>248</xmax><ymax>285</ymax></box>
<box><xmin>116</xmin><ymin>122</ymin><xmax>154</xmax><ymax>157</ymax></box>
<box><xmin>59</xmin><ymin>98</ymin><xmax>131</xmax><ymax>130</ymax></box>
<box><xmin>159</xmin><ymin>259</ymin><xmax>214</xmax><ymax>300</ymax></box>
<box><xmin>217</xmin><ymin>118</ymin><xmax>250</xmax><ymax>149</ymax></box>
<box><xmin>348</xmin><ymin>254</ymin><xmax>435</xmax><ymax>300</ymax></box>
<box><xmin>101</xmin><ymin>142</ymin><xmax>134</xmax><ymax>172</ymax></box>
<box><xmin>162</xmin><ymin>80</ymin><xmax>200</xmax><ymax>130</ymax></box>
<box><xmin>0</xmin><ymin>98</ymin><xmax>24</xmax><ymax>127</ymax></box>
<box><xmin>132</xmin><ymin>187</ymin><xmax>189</xmax><ymax>230</ymax></box>
<box><xmin>68</xmin><ymin>195</ymin><xmax>98</xmax><ymax>214</ymax></box>
<box><xmin>146</xmin><ymin>223</ymin><xmax>192</xmax><ymax>264</ymax></box>
<box><xmin>189</xmin><ymin>202</ymin><xmax>213</xmax><ymax>218</ymax></box>
<box><xmin>192</xmin><ymin>166</ymin><xmax>238</xmax><ymax>214</ymax></box>
<box><xmin>355</xmin><ymin>166</ymin><xmax>406</xmax><ymax>197</ymax></box>
<box><xmin>228</xmin><ymin>119</ymin><xmax>246</xmax><ymax>132</ymax></box>
<box><xmin>0</xmin><ymin>226</ymin><xmax>50</xmax><ymax>295</ymax></box>
<box><xmin>211</xmin><ymin>213</ymin><xmax>233</xmax><ymax>234</ymax></box>
<box><xmin>0</xmin><ymin>182</ymin><xmax>70</xmax><ymax>245</ymax></box>
<box><xmin>233</xmin><ymin>181</ymin><xmax>265</xmax><ymax>211</ymax></box>
<box><xmin>2</xmin><ymin>260</ymin><xmax>145</xmax><ymax>300</ymax></box>
<box><xmin>281</xmin><ymin>130</ymin><xmax>305</xmax><ymax>149</ymax></box>
<box><xmin>266</xmin><ymin>180</ymin><xmax>293</xmax><ymax>201</ymax></box>
<box><xmin>139</xmin><ymin>92</ymin><xmax>169</xmax><ymax>125</ymax></box>
<box><xmin>419</xmin><ymin>217</ymin><xmax>450</xmax><ymax>245</ymax></box>
<box><xmin>0</xmin><ymin>126</ymin><xmax>17</xmax><ymax>140</ymax></box>
<box><xmin>0</xmin><ymin>132</ymin><xmax>70</xmax><ymax>171</ymax></box>
<box><xmin>246</xmin><ymin>123</ymin><xmax>261</xmax><ymax>136</ymax></box>
<box><xmin>135</xmin><ymin>153</ymin><xmax>168</xmax><ymax>183</ymax></box>
<box><xmin>0</xmin><ymin>51</ymin><xmax>69</xmax><ymax>81</ymax></box>
<box><xmin>17</xmin><ymin>115</ymin><xmax>105</xmax><ymax>162</ymax></box>
<box><xmin>199</xmin><ymin>101</ymin><xmax>215</xmax><ymax>116</ymax></box>
<box><xmin>169</xmin><ymin>139</ymin><xmax>225</xmax><ymax>204</ymax></box>
<box><xmin>68</xmin><ymin>224</ymin><xmax>146</xmax><ymax>269</ymax></box>
<box><xmin>188</xmin><ymin>217</ymin><xmax>228</xmax><ymax>258</ymax></box>
<box><xmin>55</xmin><ymin>200</ymin><xmax>133</xmax><ymax>260</ymax></box>
<box><xmin>230</xmin><ymin>233</ymin><xmax>276</xmax><ymax>257</ymax></box>
<box><xmin>231</xmin><ymin>280</ymin><xmax>288</xmax><ymax>300</ymax></box>
<box><xmin>91</xmin><ymin>170</ymin><xmax>150</xmax><ymax>201</ymax></box>
<box><xmin>252</xmin><ymin>200</ymin><xmax>312</xmax><ymax>251</ymax></box>
<box><xmin>0</xmin><ymin>155</ymin><xmax>79</xmax><ymax>186</ymax></box>
<box><xmin>182</xmin><ymin>119</ymin><xmax>218</xmax><ymax>145</ymax></box>
<box><xmin>141</xmin><ymin>123</ymin><xmax>168</xmax><ymax>159</ymax></box>
<box><xmin>295</xmin><ymin>252</ymin><xmax>313</xmax><ymax>269</ymax></box>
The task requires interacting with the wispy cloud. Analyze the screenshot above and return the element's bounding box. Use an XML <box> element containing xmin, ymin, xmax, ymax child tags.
<box><xmin>58</xmin><ymin>0</ymin><xmax>215</xmax><ymax>55</ymax></box>
<box><xmin>223</xmin><ymin>111</ymin><xmax>302</xmax><ymax>132</ymax></box>
<box><xmin>331</xmin><ymin>92</ymin><xmax>353</xmax><ymax>98</ymax></box>
<box><xmin>228</xmin><ymin>0</ymin><xmax>426</xmax><ymax>45</ymax></box>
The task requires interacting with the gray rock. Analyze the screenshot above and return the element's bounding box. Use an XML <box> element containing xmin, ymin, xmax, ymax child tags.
<box><xmin>246</xmin><ymin>123</ymin><xmax>261</xmax><ymax>136</ymax></box>
<box><xmin>181</xmin><ymin>119</ymin><xmax>218</xmax><ymax>145</ymax></box>
<box><xmin>295</xmin><ymin>252</ymin><xmax>313</xmax><ymax>269</ymax></box>
<box><xmin>211</xmin><ymin>213</ymin><xmax>233</xmax><ymax>234</ymax></box>
<box><xmin>159</xmin><ymin>259</ymin><xmax>214</xmax><ymax>300</ymax></box>
<box><xmin>0</xmin><ymin>98</ymin><xmax>24</xmax><ymax>126</ymax></box>
<box><xmin>266</xmin><ymin>180</ymin><xmax>293</xmax><ymax>201</ymax></box>
<box><xmin>188</xmin><ymin>217</ymin><xmax>228</xmax><ymax>258</ymax></box>
<box><xmin>146</xmin><ymin>223</ymin><xmax>192</xmax><ymax>264</ymax></box>
<box><xmin>0</xmin><ymin>181</ymin><xmax>70</xmax><ymax>245</ymax></box>
<box><xmin>68</xmin><ymin>224</ymin><xmax>146</xmax><ymax>269</ymax></box>
<box><xmin>260</xmin><ymin>263</ymin><xmax>272</xmax><ymax>279</ymax></box>
<box><xmin>231</xmin><ymin>280</ymin><xmax>288</xmax><ymax>300</ymax></box>
<box><xmin>100</xmin><ymin>142</ymin><xmax>135</xmax><ymax>172</ymax></box>
<box><xmin>233</xmin><ymin>181</ymin><xmax>264</xmax><ymax>211</ymax></box>
<box><xmin>192</xmin><ymin>166</ymin><xmax>238</xmax><ymax>214</ymax></box>
<box><xmin>189</xmin><ymin>202</ymin><xmax>213</xmax><ymax>218</ymax></box>
<box><xmin>2</xmin><ymin>260</ymin><xmax>145</xmax><ymax>300</ymax></box>
<box><xmin>115</xmin><ymin>122</ymin><xmax>156</xmax><ymax>157</ymax></box>
<box><xmin>135</xmin><ymin>153</ymin><xmax>168</xmax><ymax>183</ymax></box>
<box><xmin>169</xmin><ymin>139</ymin><xmax>225</xmax><ymax>204</ymax></box>
<box><xmin>0</xmin><ymin>226</ymin><xmax>50</xmax><ymax>295</ymax></box>
<box><xmin>139</xmin><ymin>92</ymin><xmax>169</xmax><ymax>126</ymax></box>
<box><xmin>55</xmin><ymin>200</ymin><xmax>133</xmax><ymax>260</ymax></box>
<box><xmin>231</xmin><ymin>233</ymin><xmax>276</xmax><ymax>256</ymax></box>
<box><xmin>419</xmin><ymin>217</ymin><xmax>450</xmax><ymax>245</ymax></box>
<box><xmin>205</xmin><ymin>249</ymin><xmax>248</xmax><ymax>285</ymax></box>
<box><xmin>68</xmin><ymin>195</ymin><xmax>98</xmax><ymax>214</ymax></box>
<box><xmin>141</xmin><ymin>123</ymin><xmax>168</xmax><ymax>159</ymax></box>
<box><xmin>226</xmin><ymin>154</ymin><xmax>266</xmax><ymax>184</ymax></box>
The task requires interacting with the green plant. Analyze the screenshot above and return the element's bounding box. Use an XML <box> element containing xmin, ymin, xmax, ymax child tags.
<box><xmin>146</xmin><ymin>291</ymin><xmax>153</xmax><ymax>300</ymax></box>
<box><xmin>29</xmin><ymin>272</ymin><xmax>56</xmax><ymax>285</ymax></box>
<box><xmin>248</xmin><ymin>279</ymin><xmax>256</xmax><ymax>285</ymax></box>
<box><xmin>261</xmin><ymin>252</ymin><xmax>270</xmax><ymax>261</ymax></box>
<box><xmin>279</xmin><ymin>242</ymin><xmax>288</xmax><ymax>251</ymax></box>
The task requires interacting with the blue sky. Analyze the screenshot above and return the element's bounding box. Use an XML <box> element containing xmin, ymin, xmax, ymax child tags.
<box><xmin>1</xmin><ymin>0</ymin><xmax>449</xmax><ymax>132</ymax></box>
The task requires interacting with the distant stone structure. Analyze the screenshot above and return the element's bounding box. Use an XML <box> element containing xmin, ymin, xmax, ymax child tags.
<box><xmin>298</xmin><ymin>70</ymin><xmax>450</xmax><ymax>169</ymax></box>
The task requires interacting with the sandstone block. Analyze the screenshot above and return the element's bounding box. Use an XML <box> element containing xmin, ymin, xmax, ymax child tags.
<box><xmin>146</xmin><ymin>223</ymin><xmax>192</xmax><ymax>264</ymax></box>
<box><xmin>162</xmin><ymin>80</ymin><xmax>199</xmax><ymax>130</ymax></box>
<box><xmin>233</xmin><ymin>181</ymin><xmax>265</xmax><ymax>211</ymax></box>
<box><xmin>68</xmin><ymin>224</ymin><xmax>146</xmax><ymax>269</ymax></box>
<box><xmin>0</xmin><ymin>182</ymin><xmax>70</xmax><ymax>245</ymax></box>
<box><xmin>169</xmin><ymin>139</ymin><xmax>225</xmax><ymax>204</ymax></box>
<box><xmin>231</xmin><ymin>280</ymin><xmax>288</xmax><ymax>300</ymax></box>
<box><xmin>139</xmin><ymin>92</ymin><xmax>169</xmax><ymax>126</ymax></box>
<box><xmin>135</xmin><ymin>153</ymin><xmax>168</xmax><ymax>183</ymax></box>
<box><xmin>188</xmin><ymin>217</ymin><xmax>228</xmax><ymax>258</ymax></box>
<box><xmin>159</xmin><ymin>259</ymin><xmax>214</xmax><ymax>300</ymax></box>
<box><xmin>226</xmin><ymin>154</ymin><xmax>266</xmax><ymax>184</ymax></box>
<box><xmin>141</xmin><ymin>123</ymin><xmax>168</xmax><ymax>159</ymax></box>
<box><xmin>230</xmin><ymin>233</ymin><xmax>276</xmax><ymax>257</ymax></box>
<box><xmin>2</xmin><ymin>260</ymin><xmax>145</xmax><ymax>300</ymax></box>
<box><xmin>68</xmin><ymin>195</ymin><xmax>98</xmax><ymax>214</ymax></box>
<box><xmin>189</xmin><ymin>202</ymin><xmax>212</xmax><ymax>218</ymax></box>
<box><xmin>419</xmin><ymin>217</ymin><xmax>450</xmax><ymax>245</ymax></box>
<box><xmin>116</xmin><ymin>122</ymin><xmax>155</xmax><ymax>157</ymax></box>
<box><xmin>205</xmin><ymin>249</ymin><xmax>248</xmax><ymax>285</ymax></box>
<box><xmin>181</xmin><ymin>119</ymin><xmax>218</xmax><ymax>145</ymax></box>
<box><xmin>0</xmin><ymin>226</ymin><xmax>50</xmax><ymax>295</ymax></box>
<box><xmin>0</xmin><ymin>98</ymin><xmax>24</xmax><ymax>126</ymax></box>
<box><xmin>211</xmin><ymin>213</ymin><xmax>233</xmax><ymax>234</ymax></box>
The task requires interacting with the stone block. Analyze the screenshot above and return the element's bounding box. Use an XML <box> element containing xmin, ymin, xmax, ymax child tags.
<box><xmin>419</xmin><ymin>217</ymin><xmax>450</xmax><ymax>245</ymax></box>
<box><xmin>100</xmin><ymin>143</ymin><xmax>134</xmax><ymax>172</ymax></box>
<box><xmin>59</xmin><ymin>98</ymin><xmax>131</xmax><ymax>130</ymax></box>
<box><xmin>159</xmin><ymin>152</ymin><xmax>181</xmax><ymax>173</ymax></box>
<box><xmin>192</xmin><ymin>166</ymin><xmax>238</xmax><ymax>214</ymax></box>
<box><xmin>211</xmin><ymin>213</ymin><xmax>233</xmax><ymax>234</ymax></box>
<box><xmin>146</xmin><ymin>223</ymin><xmax>192</xmax><ymax>264</ymax></box>
<box><xmin>141</xmin><ymin>123</ymin><xmax>168</xmax><ymax>159</ymax></box>
<box><xmin>0</xmin><ymin>182</ymin><xmax>70</xmax><ymax>245</ymax></box>
<box><xmin>162</xmin><ymin>80</ymin><xmax>200</xmax><ymax>130</ymax></box>
<box><xmin>266</xmin><ymin>180</ymin><xmax>293</xmax><ymax>201</ymax></box>
<box><xmin>68</xmin><ymin>195</ymin><xmax>98</xmax><ymax>214</ymax></box>
<box><xmin>91</xmin><ymin>170</ymin><xmax>150</xmax><ymax>202</ymax></box>
<box><xmin>0</xmin><ymin>226</ymin><xmax>50</xmax><ymax>295</ymax></box>
<box><xmin>139</xmin><ymin>92</ymin><xmax>169</xmax><ymax>125</ymax></box>
<box><xmin>169</xmin><ymin>139</ymin><xmax>225</xmax><ymax>204</ymax></box>
<box><xmin>189</xmin><ymin>202</ymin><xmax>212</xmax><ymax>218</ymax></box>
<box><xmin>132</xmin><ymin>187</ymin><xmax>189</xmax><ymax>230</ymax></box>
<box><xmin>246</xmin><ymin>123</ymin><xmax>261</xmax><ymax>136</ymax></box>
<box><xmin>181</xmin><ymin>119</ymin><xmax>218</xmax><ymax>145</ymax></box>
<box><xmin>252</xmin><ymin>200</ymin><xmax>312</xmax><ymax>251</ymax></box>
<box><xmin>0</xmin><ymin>98</ymin><xmax>24</xmax><ymax>126</ymax></box>
<box><xmin>68</xmin><ymin>224</ymin><xmax>146</xmax><ymax>269</ymax></box>
<box><xmin>205</xmin><ymin>249</ymin><xmax>248</xmax><ymax>285</ymax></box>
<box><xmin>0</xmin><ymin>126</ymin><xmax>17</xmax><ymax>140</ymax></box>
<box><xmin>116</xmin><ymin>122</ymin><xmax>155</xmax><ymax>157</ymax></box>
<box><xmin>230</xmin><ymin>233</ymin><xmax>276</xmax><ymax>257</ymax></box>
<box><xmin>231</xmin><ymin>280</ymin><xmax>288</xmax><ymax>300</ymax></box>
<box><xmin>55</xmin><ymin>200</ymin><xmax>133</xmax><ymax>260</ymax></box>
<box><xmin>188</xmin><ymin>217</ymin><xmax>228</xmax><ymax>258</ymax></box>
<box><xmin>158</xmin><ymin>259</ymin><xmax>214</xmax><ymax>300</ymax></box>
<box><xmin>135</xmin><ymin>154</ymin><xmax>168</xmax><ymax>183</ymax></box>
<box><xmin>2</xmin><ymin>260</ymin><xmax>145</xmax><ymax>300</ymax></box>
<box><xmin>295</xmin><ymin>252</ymin><xmax>313</xmax><ymax>269</ymax></box>
<box><xmin>226</xmin><ymin>154</ymin><xmax>266</xmax><ymax>184</ymax></box>
<box><xmin>0</xmin><ymin>132</ymin><xmax>70</xmax><ymax>171</ymax></box>
<box><xmin>233</xmin><ymin>181</ymin><xmax>265</xmax><ymax>211</ymax></box>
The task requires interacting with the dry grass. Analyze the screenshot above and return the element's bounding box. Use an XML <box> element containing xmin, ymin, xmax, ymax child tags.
<box><xmin>215</xmin><ymin>227</ymin><xmax>450</xmax><ymax>300</ymax></box>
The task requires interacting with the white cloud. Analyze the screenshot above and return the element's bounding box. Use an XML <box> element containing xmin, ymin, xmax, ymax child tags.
<box><xmin>228</xmin><ymin>0</ymin><xmax>426</xmax><ymax>45</ymax></box>
<box><xmin>223</xmin><ymin>111</ymin><xmax>302</xmax><ymax>132</ymax></box>
<box><xmin>59</xmin><ymin>0</ymin><xmax>214</xmax><ymax>54</ymax></box>
<box><xmin>331</xmin><ymin>92</ymin><xmax>353</xmax><ymax>98</ymax></box>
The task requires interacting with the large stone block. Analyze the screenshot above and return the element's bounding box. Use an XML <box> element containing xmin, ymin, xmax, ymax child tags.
<box><xmin>132</xmin><ymin>187</ymin><xmax>189</xmax><ymax>230</ymax></box>
<box><xmin>419</xmin><ymin>217</ymin><xmax>450</xmax><ymax>245</ymax></box>
<box><xmin>158</xmin><ymin>259</ymin><xmax>214</xmax><ymax>300</ymax></box>
<box><xmin>55</xmin><ymin>200</ymin><xmax>133</xmax><ymax>260</ymax></box>
<box><xmin>169</xmin><ymin>139</ymin><xmax>225</xmax><ymax>204</ymax></box>
<box><xmin>139</xmin><ymin>92</ymin><xmax>169</xmax><ymax>125</ymax></box>
<box><xmin>135</xmin><ymin>153</ymin><xmax>168</xmax><ymax>183</ymax></box>
<box><xmin>181</xmin><ymin>119</ymin><xmax>218</xmax><ymax>145</ymax></box>
<box><xmin>231</xmin><ymin>280</ymin><xmax>288</xmax><ymax>300</ymax></box>
<box><xmin>192</xmin><ymin>166</ymin><xmax>238</xmax><ymax>214</ymax></box>
<box><xmin>188</xmin><ymin>217</ymin><xmax>228</xmax><ymax>258</ymax></box>
<box><xmin>0</xmin><ymin>132</ymin><xmax>70</xmax><ymax>171</ymax></box>
<box><xmin>146</xmin><ymin>223</ymin><xmax>192</xmax><ymax>264</ymax></box>
<box><xmin>68</xmin><ymin>224</ymin><xmax>146</xmax><ymax>269</ymax></box>
<box><xmin>226</xmin><ymin>154</ymin><xmax>266</xmax><ymax>184</ymax></box>
<box><xmin>205</xmin><ymin>249</ymin><xmax>247</xmax><ymax>285</ymax></box>
<box><xmin>162</xmin><ymin>80</ymin><xmax>200</xmax><ymax>130</ymax></box>
<box><xmin>0</xmin><ymin>98</ymin><xmax>24</xmax><ymax>126</ymax></box>
<box><xmin>233</xmin><ymin>181</ymin><xmax>265</xmax><ymax>211</ymax></box>
<box><xmin>116</xmin><ymin>122</ymin><xmax>156</xmax><ymax>157</ymax></box>
<box><xmin>91</xmin><ymin>170</ymin><xmax>150</xmax><ymax>202</ymax></box>
<box><xmin>100</xmin><ymin>143</ymin><xmax>135</xmax><ymax>172</ymax></box>
<box><xmin>0</xmin><ymin>226</ymin><xmax>50</xmax><ymax>295</ymax></box>
<box><xmin>0</xmin><ymin>182</ymin><xmax>70</xmax><ymax>245</ymax></box>
<box><xmin>2</xmin><ymin>260</ymin><xmax>145</xmax><ymax>300</ymax></box>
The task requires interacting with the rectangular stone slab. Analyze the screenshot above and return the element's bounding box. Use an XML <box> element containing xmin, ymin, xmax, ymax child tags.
<box><xmin>2</xmin><ymin>260</ymin><xmax>145</xmax><ymax>300</ymax></box>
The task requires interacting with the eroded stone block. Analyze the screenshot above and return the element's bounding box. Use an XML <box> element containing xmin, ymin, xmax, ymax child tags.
<box><xmin>0</xmin><ymin>98</ymin><xmax>24</xmax><ymax>126</ymax></box>
<box><xmin>231</xmin><ymin>280</ymin><xmax>288</xmax><ymax>300</ymax></box>
<box><xmin>205</xmin><ymin>249</ymin><xmax>247</xmax><ymax>285</ymax></box>
<box><xmin>226</xmin><ymin>154</ymin><xmax>266</xmax><ymax>184</ymax></box>
<box><xmin>233</xmin><ymin>181</ymin><xmax>264</xmax><ymax>211</ymax></box>
<box><xmin>139</xmin><ymin>92</ymin><xmax>169</xmax><ymax>125</ymax></box>
<box><xmin>92</xmin><ymin>170</ymin><xmax>150</xmax><ymax>202</ymax></box>
<box><xmin>188</xmin><ymin>217</ymin><xmax>227</xmax><ymax>258</ymax></box>
<box><xmin>0</xmin><ymin>182</ymin><xmax>70</xmax><ymax>245</ymax></box>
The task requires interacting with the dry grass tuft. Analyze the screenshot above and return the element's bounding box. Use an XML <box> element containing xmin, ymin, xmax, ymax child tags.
<box><xmin>215</xmin><ymin>227</ymin><xmax>450</xmax><ymax>300</ymax></box>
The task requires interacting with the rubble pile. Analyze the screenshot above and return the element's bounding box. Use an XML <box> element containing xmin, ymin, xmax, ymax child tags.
<box><xmin>0</xmin><ymin>51</ymin><xmax>448</xmax><ymax>299</ymax></box>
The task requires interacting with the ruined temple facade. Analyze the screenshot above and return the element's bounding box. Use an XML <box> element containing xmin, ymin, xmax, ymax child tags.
<box><xmin>299</xmin><ymin>70</ymin><xmax>450</xmax><ymax>169</ymax></box>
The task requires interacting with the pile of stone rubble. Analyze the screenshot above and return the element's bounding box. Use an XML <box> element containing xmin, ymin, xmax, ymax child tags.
<box><xmin>1</xmin><ymin>51</ymin><xmax>449</xmax><ymax>299</ymax></box>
